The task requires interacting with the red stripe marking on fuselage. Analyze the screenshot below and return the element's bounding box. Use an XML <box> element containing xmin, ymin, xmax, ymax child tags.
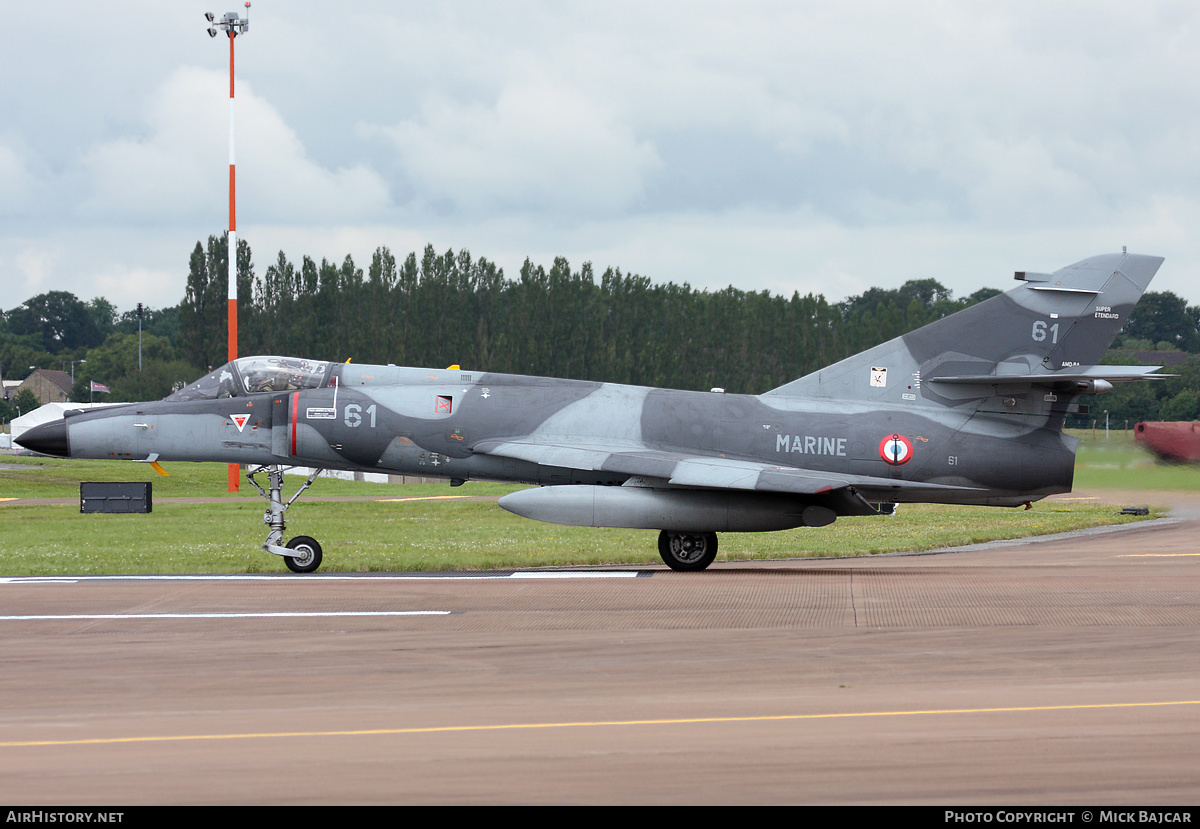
<box><xmin>290</xmin><ymin>392</ymin><xmax>298</xmax><ymax>456</ymax></box>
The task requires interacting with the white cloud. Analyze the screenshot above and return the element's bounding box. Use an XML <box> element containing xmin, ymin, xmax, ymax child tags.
<box><xmin>77</xmin><ymin>66</ymin><xmax>392</xmax><ymax>226</ymax></box>
<box><xmin>1</xmin><ymin>241</ymin><xmax>65</xmax><ymax>301</ymax></box>
<box><xmin>4</xmin><ymin>1</ymin><xmax>1200</xmax><ymax>316</ymax></box>
<box><xmin>0</xmin><ymin>142</ymin><xmax>38</xmax><ymax>217</ymax></box>
<box><xmin>368</xmin><ymin>74</ymin><xmax>661</xmax><ymax>217</ymax></box>
<box><xmin>89</xmin><ymin>265</ymin><xmax>178</xmax><ymax>306</ymax></box>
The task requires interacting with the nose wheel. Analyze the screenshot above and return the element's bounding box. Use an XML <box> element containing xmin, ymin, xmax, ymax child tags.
<box><xmin>247</xmin><ymin>465</ymin><xmax>326</xmax><ymax>573</ymax></box>
<box><xmin>283</xmin><ymin>535</ymin><xmax>323</xmax><ymax>573</ymax></box>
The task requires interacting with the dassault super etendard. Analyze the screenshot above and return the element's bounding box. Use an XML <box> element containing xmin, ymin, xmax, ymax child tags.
<box><xmin>18</xmin><ymin>252</ymin><xmax>1167</xmax><ymax>573</ymax></box>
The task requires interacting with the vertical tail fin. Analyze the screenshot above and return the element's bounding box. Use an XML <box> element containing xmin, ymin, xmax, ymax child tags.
<box><xmin>764</xmin><ymin>252</ymin><xmax>1163</xmax><ymax>402</ymax></box>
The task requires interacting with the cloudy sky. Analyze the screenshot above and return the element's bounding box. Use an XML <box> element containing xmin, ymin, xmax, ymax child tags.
<box><xmin>3</xmin><ymin>1</ymin><xmax>1198</xmax><ymax>315</ymax></box>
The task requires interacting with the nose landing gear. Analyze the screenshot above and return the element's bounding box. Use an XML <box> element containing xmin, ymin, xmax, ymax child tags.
<box><xmin>247</xmin><ymin>465</ymin><xmax>325</xmax><ymax>573</ymax></box>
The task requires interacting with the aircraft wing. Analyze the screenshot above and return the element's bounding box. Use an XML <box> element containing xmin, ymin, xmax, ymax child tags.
<box><xmin>471</xmin><ymin>439</ymin><xmax>983</xmax><ymax>496</ymax></box>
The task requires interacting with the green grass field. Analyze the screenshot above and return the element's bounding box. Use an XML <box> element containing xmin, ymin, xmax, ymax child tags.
<box><xmin>0</xmin><ymin>431</ymin><xmax>1175</xmax><ymax>574</ymax></box>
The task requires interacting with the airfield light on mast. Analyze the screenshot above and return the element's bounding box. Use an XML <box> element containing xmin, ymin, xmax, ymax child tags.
<box><xmin>206</xmin><ymin>3</ymin><xmax>251</xmax><ymax>493</ymax></box>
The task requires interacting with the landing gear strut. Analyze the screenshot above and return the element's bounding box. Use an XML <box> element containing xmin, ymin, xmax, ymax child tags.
<box><xmin>247</xmin><ymin>465</ymin><xmax>325</xmax><ymax>573</ymax></box>
<box><xmin>658</xmin><ymin>530</ymin><xmax>719</xmax><ymax>571</ymax></box>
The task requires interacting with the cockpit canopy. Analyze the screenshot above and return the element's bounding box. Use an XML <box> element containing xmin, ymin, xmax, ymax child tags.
<box><xmin>165</xmin><ymin>357</ymin><xmax>335</xmax><ymax>402</ymax></box>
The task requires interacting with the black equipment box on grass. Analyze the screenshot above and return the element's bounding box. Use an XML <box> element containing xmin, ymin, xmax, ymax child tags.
<box><xmin>80</xmin><ymin>482</ymin><xmax>152</xmax><ymax>513</ymax></box>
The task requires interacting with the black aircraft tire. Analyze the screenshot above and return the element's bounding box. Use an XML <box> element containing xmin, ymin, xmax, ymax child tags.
<box><xmin>658</xmin><ymin>530</ymin><xmax>718</xmax><ymax>571</ymax></box>
<box><xmin>284</xmin><ymin>536</ymin><xmax>323</xmax><ymax>574</ymax></box>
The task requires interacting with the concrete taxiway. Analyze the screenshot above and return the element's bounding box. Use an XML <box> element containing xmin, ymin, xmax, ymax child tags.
<box><xmin>0</xmin><ymin>513</ymin><xmax>1197</xmax><ymax>804</ymax></box>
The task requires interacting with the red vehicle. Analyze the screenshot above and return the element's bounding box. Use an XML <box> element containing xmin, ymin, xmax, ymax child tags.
<box><xmin>1134</xmin><ymin>421</ymin><xmax>1200</xmax><ymax>463</ymax></box>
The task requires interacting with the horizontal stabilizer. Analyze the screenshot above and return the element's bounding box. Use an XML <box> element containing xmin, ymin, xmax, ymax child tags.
<box><xmin>928</xmin><ymin>365</ymin><xmax>1169</xmax><ymax>386</ymax></box>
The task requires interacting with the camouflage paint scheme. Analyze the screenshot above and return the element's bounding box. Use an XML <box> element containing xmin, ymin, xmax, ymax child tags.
<box><xmin>18</xmin><ymin>253</ymin><xmax>1166</xmax><ymax>571</ymax></box>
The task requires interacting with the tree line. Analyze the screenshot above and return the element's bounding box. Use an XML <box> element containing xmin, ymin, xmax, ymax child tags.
<box><xmin>4</xmin><ymin>233</ymin><xmax>1200</xmax><ymax>428</ymax></box>
<box><xmin>179</xmin><ymin>235</ymin><xmax>1002</xmax><ymax>395</ymax></box>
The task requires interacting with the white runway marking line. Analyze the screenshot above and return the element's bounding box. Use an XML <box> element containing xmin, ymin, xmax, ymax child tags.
<box><xmin>518</xmin><ymin>572</ymin><xmax>638</xmax><ymax>578</ymax></box>
<box><xmin>1118</xmin><ymin>553</ymin><xmax>1200</xmax><ymax>557</ymax></box>
<box><xmin>0</xmin><ymin>572</ymin><xmax>641</xmax><ymax>584</ymax></box>
<box><xmin>0</xmin><ymin>611</ymin><xmax>453</xmax><ymax>621</ymax></box>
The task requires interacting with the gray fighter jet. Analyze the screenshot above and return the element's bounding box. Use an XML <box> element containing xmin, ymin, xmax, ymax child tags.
<box><xmin>18</xmin><ymin>252</ymin><xmax>1166</xmax><ymax>573</ymax></box>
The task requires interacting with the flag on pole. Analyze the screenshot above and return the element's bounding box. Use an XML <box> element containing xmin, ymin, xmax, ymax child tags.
<box><xmin>90</xmin><ymin>381</ymin><xmax>110</xmax><ymax>394</ymax></box>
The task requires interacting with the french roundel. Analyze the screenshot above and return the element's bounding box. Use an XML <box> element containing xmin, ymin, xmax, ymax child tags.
<box><xmin>879</xmin><ymin>434</ymin><xmax>913</xmax><ymax>465</ymax></box>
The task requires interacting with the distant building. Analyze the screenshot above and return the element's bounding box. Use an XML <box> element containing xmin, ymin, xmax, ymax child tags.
<box><xmin>19</xmin><ymin>369</ymin><xmax>74</xmax><ymax>405</ymax></box>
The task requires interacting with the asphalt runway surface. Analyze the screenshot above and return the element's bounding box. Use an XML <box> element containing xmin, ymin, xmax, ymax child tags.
<box><xmin>1</xmin><ymin>508</ymin><xmax>1198</xmax><ymax>804</ymax></box>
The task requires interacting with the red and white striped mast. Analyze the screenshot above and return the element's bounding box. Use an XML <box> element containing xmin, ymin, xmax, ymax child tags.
<box><xmin>207</xmin><ymin>4</ymin><xmax>250</xmax><ymax>492</ymax></box>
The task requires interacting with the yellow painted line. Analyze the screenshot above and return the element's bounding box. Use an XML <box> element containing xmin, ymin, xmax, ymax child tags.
<box><xmin>0</xmin><ymin>498</ymin><xmax>15</xmax><ymax>502</ymax></box>
<box><xmin>377</xmin><ymin>495</ymin><xmax>475</xmax><ymax>503</ymax></box>
<box><xmin>4</xmin><ymin>700</ymin><xmax>1197</xmax><ymax>748</ymax></box>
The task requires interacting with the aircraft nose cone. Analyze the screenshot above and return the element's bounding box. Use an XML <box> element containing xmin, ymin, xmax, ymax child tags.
<box><xmin>17</xmin><ymin>419</ymin><xmax>69</xmax><ymax>457</ymax></box>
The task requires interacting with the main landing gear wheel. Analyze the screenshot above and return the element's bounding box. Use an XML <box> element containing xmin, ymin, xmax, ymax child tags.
<box><xmin>284</xmin><ymin>536</ymin><xmax>323</xmax><ymax>574</ymax></box>
<box><xmin>658</xmin><ymin>530</ymin><xmax>718</xmax><ymax>572</ymax></box>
